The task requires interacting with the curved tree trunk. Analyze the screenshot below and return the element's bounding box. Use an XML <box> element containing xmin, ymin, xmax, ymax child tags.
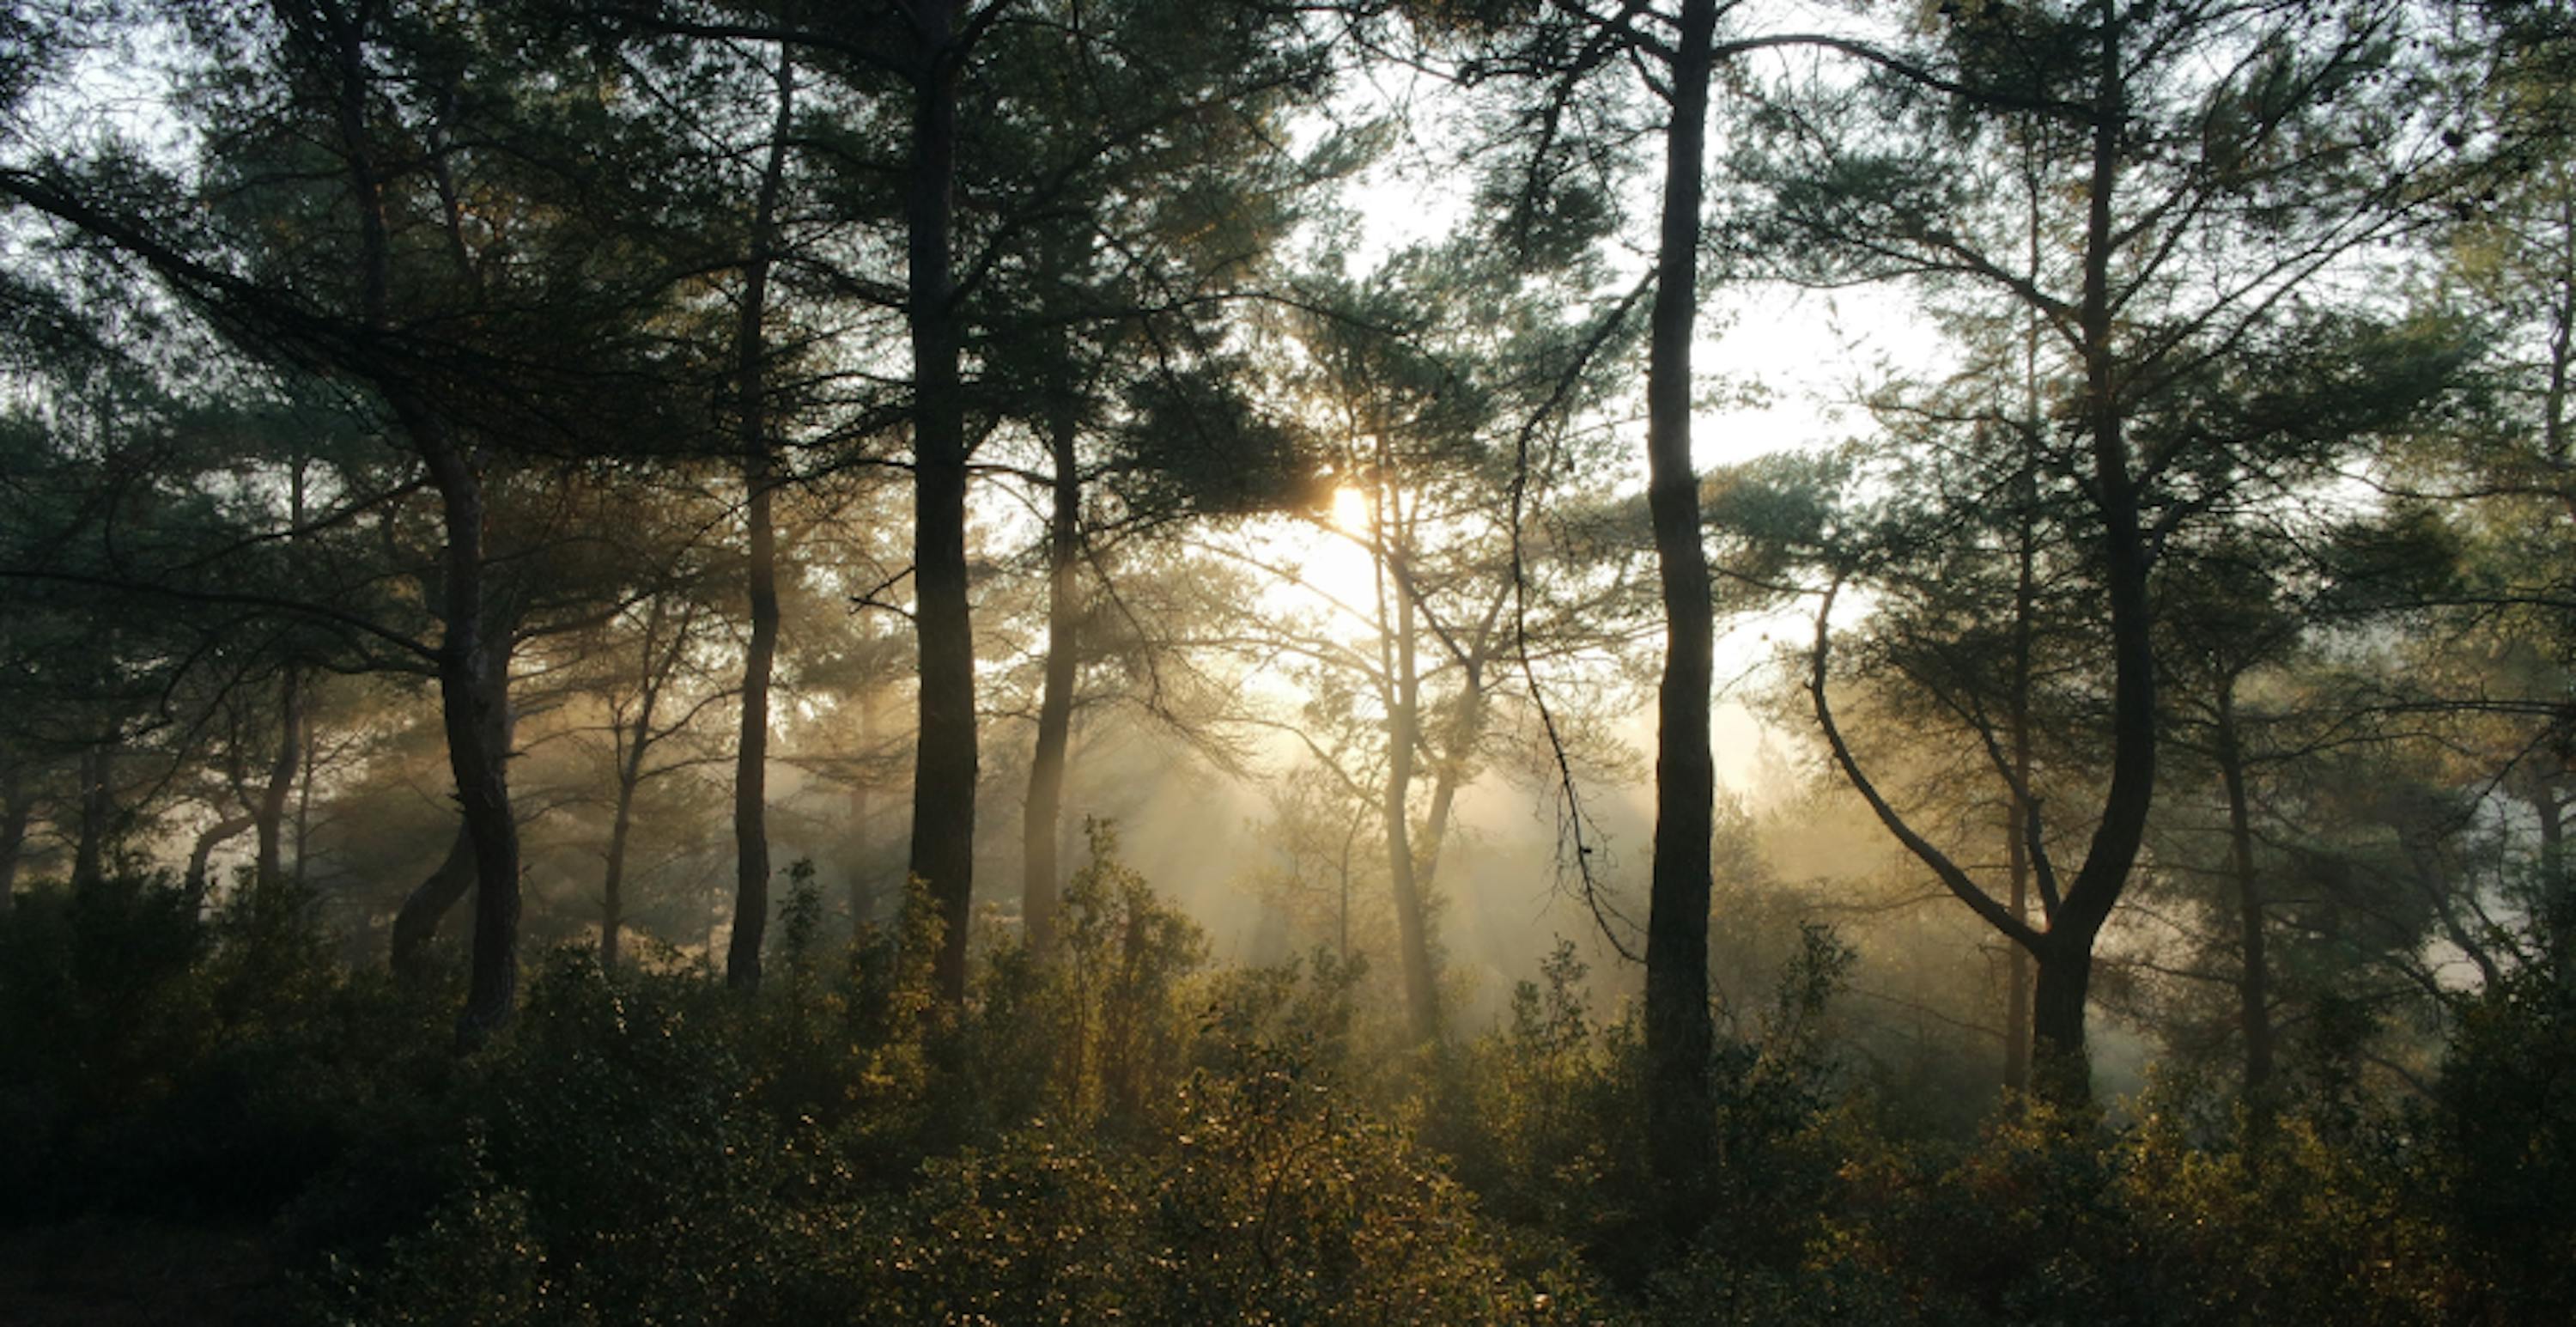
<box><xmin>2033</xmin><ymin>2</ymin><xmax>2159</xmax><ymax>1103</ymax></box>
<box><xmin>185</xmin><ymin>813</ymin><xmax>257</xmax><ymax>913</ymax></box>
<box><xmin>1643</xmin><ymin>0</ymin><xmax>1721</xmax><ymax>1226</ymax></box>
<box><xmin>384</xmin><ymin>602</ymin><xmax>515</xmax><ymax>1007</ymax></box>
<box><xmin>322</xmin><ymin>0</ymin><xmax>520</xmax><ymax>1047</ymax></box>
<box><xmin>1413</xmin><ymin>673</ymin><xmax>1486</xmax><ymax>900</ymax></box>
<box><xmin>422</xmin><ymin>431</ymin><xmax>520</xmax><ymax>1050</ymax></box>
<box><xmin>392</xmin><ymin>824</ymin><xmax>476</xmax><ymax>984</ymax></box>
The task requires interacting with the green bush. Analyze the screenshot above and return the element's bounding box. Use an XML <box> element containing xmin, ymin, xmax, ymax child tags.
<box><xmin>0</xmin><ymin>873</ymin><xmax>428</xmax><ymax>1225</ymax></box>
<box><xmin>18</xmin><ymin>841</ymin><xmax>2562</xmax><ymax>1326</ymax></box>
<box><xmin>2430</xmin><ymin>971</ymin><xmax>2576</xmax><ymax>1321</ymax></box>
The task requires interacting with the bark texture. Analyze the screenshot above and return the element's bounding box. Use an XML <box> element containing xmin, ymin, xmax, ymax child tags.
<box><xmin>185</xmin><ymin>814</ymin><xmax>256</xmax><ymax>912</ymax></box>
<box><xmin>71</xmin><ymin>746</ymin><xmax>112</xmax><ymax>888</ymax></box>
<box><xmin>0</xmin><ymin>767</ymin><xmax>26</xmax><ymax>916</ymax></box>
<box><xmin>392</xmin><ymin>824</ymin><xmax>476</xmax><ymax>983</ymax></box>
<box><xmin>1022</xmin><ymin>402</ymin><xmax>1082</xmax><ymax>958</ymax></box>
<box><xmin>255</xmin><ymin>667</ymin><xmax>302</xmax><ymax>887</ymax></box>
<box><xmin>729</xmin><ymin>52</ymin><xmax>794</xmax><ymax>995</ymax></box>
<box><xmin>324</xmin><ymin>0</ymin><xmax>522</xmax><ymax>1046</ymax></box>
<box><xmin>905</xmin><ymin>0</ymin><xmax>981</xmax><ymax>1007</ymax></box>
<box><xmin>2215</xmin><ymin>684</ymin><xmax>2275</xmax><ymax>1121</ymax></box>
<box><xmin>1642</xmin><ymin>0</ymin><xmax>1721</xmax><ymax>1222</ymax></box>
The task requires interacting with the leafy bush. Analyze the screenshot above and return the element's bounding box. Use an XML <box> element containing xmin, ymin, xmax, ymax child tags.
<box><xmin>0</xmin><ymin>873</ymin><xmax>429</xmax><ymax>1224</ymax></box>
<box><xmin>2429</xmin><ymin>970</ymin><xmax>2576</xmax><ymax>1321</ymax></box>
<box><xmin>16</xmin><ymin>841</ymin><xmax>2562</xmax><ymax>1326</ymax></box>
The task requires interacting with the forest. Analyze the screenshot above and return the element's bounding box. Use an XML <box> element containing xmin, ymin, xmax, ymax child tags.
<box><xmin>0</xmin><ymin>0</ymin><xmax>2570</xmax><ymax>1321</ymax></box>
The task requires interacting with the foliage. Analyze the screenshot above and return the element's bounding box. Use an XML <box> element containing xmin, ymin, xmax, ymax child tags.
<box><xmin>2</xmin><ymin>1</ymin><xmax>2573</xmax><ymax>1322</ymax></box>
<box><xmin>7</xmin><ymin>838</ymin><xmax>2575</xmax><ymax>1324</ymax></box>
<box><xmin>2429</xmin><ymin>970</ymin><xmax>2576</xmax><ymax>1320</ymax></box>
<box><xmin>0</xmin><ymin>873</ymin><xmax>439</xmax><ymax>1227</ymax></box>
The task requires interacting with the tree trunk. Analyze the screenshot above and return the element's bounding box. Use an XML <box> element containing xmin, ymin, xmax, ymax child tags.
<box><xmin>424</xmin><ymin>432</ymin><xmax>520</xmax><ymax>1050</ymax></box>
<box><xmin>2530</xmin><ymin>764</ymin><xmax>2571</xmax><ymax>979</ymax></box>
<box><xmin>294</xmin><ymin>720</ymin><xmax>317</xmax><ymax>889</ymax></box>
<box><xmin>377</xmin><ymin>497</ymin><xmax>519</xmax><ymax>1037</ymax></box>
<box><xmin>1416</xmin><ymin>649</ymin><xmax>1492</xmax><ymax>896</ymax></box>
<box><xmin>2004</xmin><ymin>470</ymin><xmax>2038</xmax><ymax>1098</ymax></box>
<box><xmin>851</xmin><ymin>680</ymin><xmax>883</xmax><ymax>928</ymax></box>
<box><xmin>2215</xmin><ymin>682</ymin><xmax>2275</xmax><ymax>1125</ymax></box>
<box><xmin>1023</xmin><ymin>401</ymin><xmax>1081</xmax><ymax>958</ymax></box>
<box><xmin>1642</xmin><ymin>0</ymin><xmax>1721</xmax><ymax>1224</ymax></box>
<box><xmin>0</xmin><ymin>766</ymin><xmax>25</xmax><ymax>916</ymax></box>
<box><xmin>392</xmin><ymin>824</ymin><xmax>476</xmax><ymax>984</ymax></box>
<box><xmin>71</xmin><ymin>746</ymin><xmax>111</xmax><ymax>888</ymax></box>
<box><xmin>1382</xmin><ymin>547</ymin><xmax>1439</xmax><ymax>1043</ymax></box>
<box><xmin>905</xmin><ymin>2</ymin><xmax>981</xmax><ymax>1007</ymax></box>
<box><xmin>729</xmin><ymin>51</ymin><xmax>795</xmax><ymax>996</ymax></box>
<box><xmin>258</xmin><ymin>466</ymin><xmax>307</xmax><ymax>889</ymax></box>
<box><xmin>2005</xmin><ymin>805</ymin><xmax>2034</xmax><ymax>1095</ymax></box>
<box><xmin>255</xmin><ymin>666</ymin><xmax>302</xmax><ymax>888</ymax></box>
<box><xmin>602</xmin><ymin>776</ymin><xmax>635</xmax><ymax>970</ymax></box>
<box><xmin>185</xmin><ymin>813</ymin><xmax>256</xmax><ymax>913</ymax></box>
<box><xmin>2029</xmin><ymin>929</ymin><xmax>2097</xmax><ymax>1104</ymax></box>
<box><xmin>329</xmin><ymin>1</ymin><xmax>519</xmax><ymax>1047</ymax></box>
<box><xmin>2030</xmin><ymin>2</ymin><xmax>2157</xmax><ymax>1105</ymax></box>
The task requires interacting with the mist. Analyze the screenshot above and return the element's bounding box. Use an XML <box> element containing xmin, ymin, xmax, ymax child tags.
<box><xmin>3</xmin><ymin>0</ymin><xmax>2570</xmax><ymax>1321</ymax></box>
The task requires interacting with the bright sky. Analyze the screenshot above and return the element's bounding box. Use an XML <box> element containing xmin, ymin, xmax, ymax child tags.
<box><xmin>1281</xmin><ymin>85</ymin><xmax>1952</xmax><ymax>800</ymax></box>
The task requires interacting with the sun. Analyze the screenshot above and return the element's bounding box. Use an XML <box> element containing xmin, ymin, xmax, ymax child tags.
<box><xmin>1328</xmin><ymin>484</ymin><xmax>1371</xmax><ymax>535</ymax></box>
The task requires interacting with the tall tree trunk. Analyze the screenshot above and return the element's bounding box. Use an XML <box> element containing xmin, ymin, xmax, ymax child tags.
<box><xmin>2527</xmin><ymin>762</ymin><xmax>2571</xmax><ymax>981</ymax></box>
<box><xmin>326</xmin><ymin>0</ymin><xmax>519</xmax><ymax>1046</ymax></box>
<box><xmin>408</xmin><ymin>421</ymin><xmax>520</xmax><ymax>1050</ymax></box>
<box><xmin>602</xmin><ymin>775</ymin><xmax>637</xmax><ymax>969</ymax></box>
<box><xmin>0</xmin><ymin>766</ymin><xmax>25</xmax><ymax>915</ymax></box>
<box><xmin>729</xmin><ymin>51</ymin><xmax>795</xmax><ymax>995</ymax></box>
<box><xmin>392</xmin><ymin>824</ymin><xmax>476</xmax><ymax>984</ymax></box>
<box><xmin>1414</xmin><ymin>674</ymin><xmax>1486</xmax><ymax>898</ymax></box>
<box><xmin>1382</xmin><ymin>540</ymin><xmax>1439</xmax><ymax>1043</ymax></box>
<box><xmin>605</xmin><ymin>599</ymin><xmax>684</xmax><ymax>969</ymax></box>
<box><xmin>2215</xmin><ymin>681</ymin><xmax>2275</xmax><ymax>1127</ymax></box>
<box><xmin>256</xmin><ymin>666</ymin><xmax>302</xmax><ymax>887</ymax></box>
<box><xmin>295</xmin><ymin>720</ymin><xmax>316</xmax><ymax>889</ymax></box>
<box><xmin>1417</xmin><ymin>613</ymin><xmax>1499</xmax><ymax>895</ymax></box>
<box><xmin>2029</xmin><ymin>930</ymin><xmax>2097</xmax><ymax>1100</ymax></box>
<box><xmin>2004</xmin><ymin>472</ymin><xmax>2038</xmax><ymax>1098</ymax></box>
<box><xmin>851</xmin><ymin>680</ymin><xmax>883</xmax><ymax>927</ymax></box>
<box><xmin>2004</xmin><ymin>796</ymin><xmax>2034</xmax><ymax>1096</ymax></box>
<box><xmin>1023</xmin><ymin>402</ymin><xmax>1081</xmax><ymax>958</ymax></box>
<box><xmin>71</xmin><ymin>746</ymin><xmax>111</xmax><ymax>888</ymax></box>
<box><xmin>2026</xmin><ymin>0</ymin><xmax>2157</xmax><ymax>1105</ymax></box>
<box><xmin>1643</xmin><ymin>0</ymin><xmax>1721</xmax><ymax>1222</ymax></box>
<box><xmin>185</xmin><ymin>813</ymin><xmax>256</xmax><ymax>913</ymax></box>
<box><xmin>906</xmin><ymin>2</ymin><xmax>981</xmax><ymax>1006</ymax></box>
<box><xmin>381</xmin><ymin>591</ymin><xmax>515</xmax><ymax>1007</ymax></box>
<box><xmin>258</xmin><ymin>465</ymin><xmax>308</xmax><ymax>889</ymax></box>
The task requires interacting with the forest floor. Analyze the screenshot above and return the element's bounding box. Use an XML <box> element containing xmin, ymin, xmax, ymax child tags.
<box><xmin>0</xmin><ymin>1219</ymin><xmax>286</xmax><ymax>1325</ymax></box>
